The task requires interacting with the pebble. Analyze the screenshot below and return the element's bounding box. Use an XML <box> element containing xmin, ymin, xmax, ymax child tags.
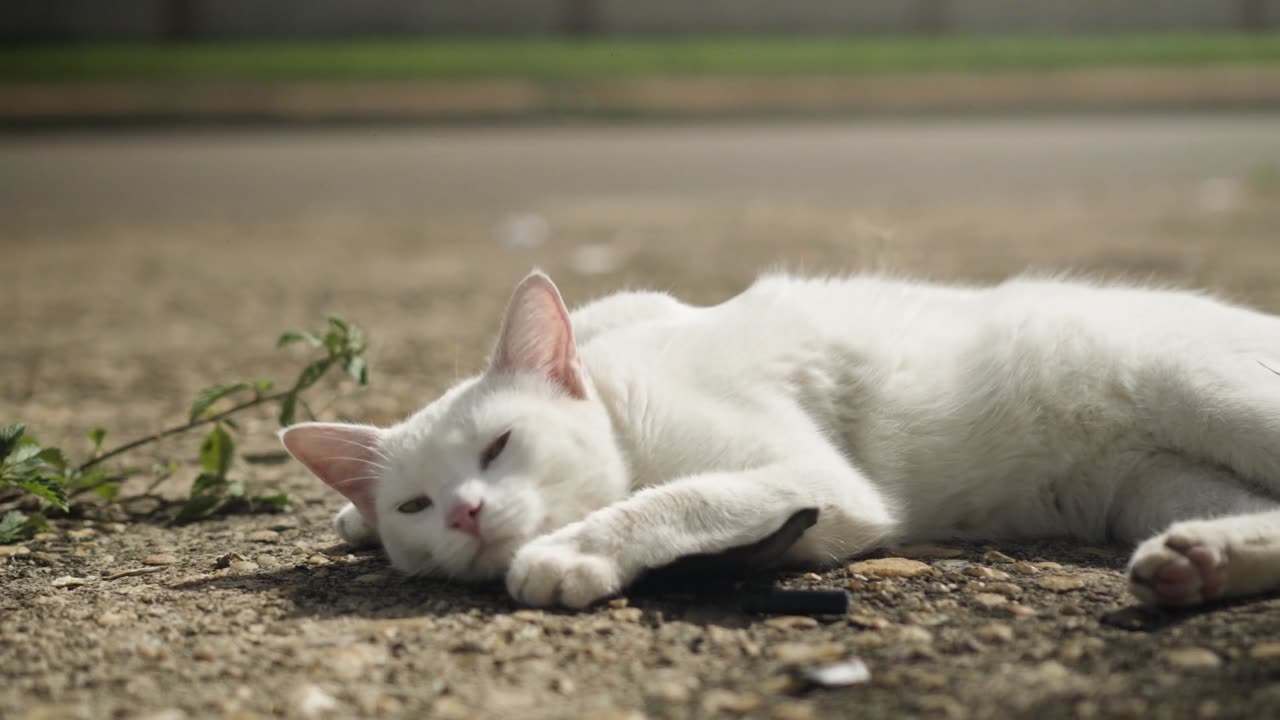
<box><xmin>764</xmin><ymin>615</ymin><xmax>819</xmax><ymax>630</ymax></box>
<box><xmin>771</xmin><ymin>700</ymin><xmax>817</xmax><ymax>720</ymax></box>
<box><xmin>0</xmin><ymin>545</ymin><xmax>31</xmax><ymax>557</ymax></box>
<box><xmin>933</xmin><ymin>559</ymin><xmax>973</xmax><ymax>572</ymax></box>
<box><xmin>1163</xmin><ymin>647</ymin><xmax>1222</xmax><ymax>670</ymax></box>
<box><xmin>430</xmin><ymin>697</ymin><xmax>473</xmax><ymax>720</ymax></box>
<box><xmin>647</xmin><ymin>680</ymin><xmax>692</xmax><ymax>703</ymax></box>
<box><xmin>354</xmin><ymin>573</ymin><xmax>385</xmax><ymax>584</ymax></box>
<box><xmin>607</xmin><ymin>597</ymin><xmax>630</xmax><ymax>609</ymax></box>
<box><xmin>896</xmin><ymin>544</ymin><xmax>965</xmax><ymax>559</ymax></box>
<box><xmin>142</xmin><ymin>554</ymin><xmax>178</xmax><ymax>566</ymax></box>
<box><xmin>248</xmin><ymin>530</ymin><xmax>281</xmax><ymax>543</ymax></box>
<box><xmin>51</xmin><ymin>575</ymin><xmax>90</xmax><ymax>588</ymax></box>
<box><xmin>255</xmin><ymin>554</ymin><xmax>279</xmax><ymax>568</ymax></box>
<box><xmin>228</xmin><ymin>560</ymin><xmax>259</xmax><ymax>573</ymax></box>
<box><xmin>67</xmin><ymin>528</ymin><xmax>97</xmax><ymax>540</ymax></box>
<box><xmin>918</xmin><ymin>694</ymin><xmax>967</xmax><ymax>719</ymax></box>
<box><xmin>1251</xmin><ymin>643</ymin><xmax>1280</xmax><ymax>660</ymax></box>
<box><xmin>799</xmin><ymin>658</ymin><xmax>871</xmax><ymax>687</ymax></box>
<box><xmin>290</xmin><ymin>683</ymin><xmax>338</xmax><ymax>717</ymax></box>
<box><xmin>971</xmin><ymin>593</ymin><xmax>1009</xmax><ymax>608</ymax></box>
<box><xmin>974</xmin><ymin>623</ymin><xmax>1015</xmax><ymax>644</ymax></box>
<box><xmin>982</xmin><ymin>550</ymin><xmax>1016</xmax><ymax>564</ymax></box>
<box><xmin>1033</xmin><ymin>561</ymin><xmax>1064</xmax><ymax>570</ymax></box>
<box><xmin>1004</xmin><ymin>603</ymin><xmax>1038</xmax><ymax>618</ymax></box>
<box><xmin>306</xmin><ymin>555</ymin><xmax>332</xmax><ymax>566</ymax></box>
<box><xmin>962</xmin><ymin>566</ymin><xmax>1011</xmax><ymax>581</ymax></box>
<box><xmin>1009</xmin><ymin>561</ymin><xmax>1041</xmax><ymax>575</ymax></box>
<box><xmin>984</xmin><ymin>582</ymin><xmax>1023</xmax><ymax>596</ymax></box>
<box><xmin>701</xmin><ymin>689</ymin><xmax>760</xmax><ymax>715</ymax></box>
<box><xmin>772</xmin><ymin>641</ymin><xmax>846</xmax><ymax>665</ymax></box>
<box><xmin>612</xmin><ymin>607</ymin><xmax>643</xmax><ymax>623</ymax></box>
<box><xmin>550</xmin><ymin>676</ymin><xmax>575</xmax><ymax>695</ymax></box>
<box><xmin>28</xmin><ymin>551</ymin><xmax>59</xmax><ymax>565</ymax></box>
<box><xmin>1037</xmin><ymin>575</ymin><xmax>1085</xmax><ymax>592</ymax></box>
<box><xmin>800</xmin><ymin>572</ymin><xmax>823</xmax><ymax>582</ymax></box>
<box><xmin>897</xmin><ymin>626</ymin><xmax>934</xmax><ymax>644</ymax></box>
<box><xmin>846</xmin><ymin>557</ymin><xmax>934</xmax><ymax>578</ymax></box>
<box><xmin>96</xmin><ymin>612</ymin><xmax>127</xmax><ymax>627</ymax></box>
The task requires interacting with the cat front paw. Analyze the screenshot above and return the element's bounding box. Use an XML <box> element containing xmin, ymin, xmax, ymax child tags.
<box><xmin>334</xmin><ymin>502</ymin><xmax>380</xmax><ymax>549</ymax></box>
<box><xmin>506</xmin><ymin>536</ymin><xmax>623</xmax><ymax>609</ymax></box>
<box><xmin>1128</xmin><ymin>522</ymin><xmax>1229</xmax><ymax>607</ymax></box>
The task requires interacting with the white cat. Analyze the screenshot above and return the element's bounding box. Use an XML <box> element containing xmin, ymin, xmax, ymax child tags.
<box><xmin>281</xmin><ymin>271</ymin><xmax>1280</xmax><ymax>609</ymax></box>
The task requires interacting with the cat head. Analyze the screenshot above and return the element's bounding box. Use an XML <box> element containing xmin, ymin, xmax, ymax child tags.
<box><xmin>280</xmin><ymin>271</ymin><xmax>629</xmax><ymax>580</ymax></box>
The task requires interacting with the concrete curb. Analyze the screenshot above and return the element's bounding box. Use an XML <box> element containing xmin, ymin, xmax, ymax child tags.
<box><xmin>3</xmin><ymin>67</ymin><xmax>1280</xmax><ymax>123</ymax></box>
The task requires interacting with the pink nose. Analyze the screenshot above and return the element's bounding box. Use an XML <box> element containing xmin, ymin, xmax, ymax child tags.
<box><xmin>447</xmin><ymin>500</ymin><xmax>484</xmax><ymax>536</ymax></box>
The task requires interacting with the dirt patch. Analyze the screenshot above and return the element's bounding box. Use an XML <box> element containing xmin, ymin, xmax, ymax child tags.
<box><xmin>4</xmin><ymin>176</ymin><xmax>1280</xmax><ymax>719</ymax></box>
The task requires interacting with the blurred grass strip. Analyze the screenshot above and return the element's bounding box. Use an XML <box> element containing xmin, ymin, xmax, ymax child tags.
<box><xmin>4</xmin><ymin>34</ymin><xmax>1280</xmax><ymax>83</ymax></box>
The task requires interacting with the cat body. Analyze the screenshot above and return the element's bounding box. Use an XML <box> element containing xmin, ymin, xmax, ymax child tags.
<box><xmin>283</xmin><ymin>272</ymin><xmax>1280</xmax><ymax>608</ymax></box>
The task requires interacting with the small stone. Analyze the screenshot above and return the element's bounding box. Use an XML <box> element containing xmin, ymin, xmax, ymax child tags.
<box><xmin>611</xmin><ymin>607</ymin><xmax>643</xmax><ymax>623</ymax></box>
<box><xmin>800</xmin><ymin>572</ymin><xmax>823</xmax><ymax>582</ymax></box>
<box><xmin>0</xmin><ymin>545</ymin><xmax>31</xmax><ymax>557</ymax></box>
<box><xmin>430</xmin><ymin>697</ymin><xmax>473</xmax><ymax>720</ymax></box>
<box><xmin>290</xmin><ymin>683</ymin><xmax>338</xmax><ymax>717</ymax></box>
<box><xmin>962</xmin><ymin>566</ymin><xmax>1011</xmax><ymax>581</ymax></box>
<box><xmin>799</xmin><ymin>658</ymin><xmax>871</xmax><ymax>687</ymax></box>
<box><xmin>848</xmin><ymin>613</ymin><xmax>890</xmax><ymax>629</ymax></box>
<box><xmin>228</xmin><ymin>560</ymin><xmax>259</xmax><ymax>573</ymax></box>
<box><xmin>918</xmin><ymin>694</ymin><xmax>967</xmax><ymax>719</ymax></box>
<box><xmin>1005</xmin><ymin>603</ymin><xmax>1038</xmax><ymax>618</ymax></box>
<box><xmin>143</xmin><ymin>554</ymin><xmax>178</xmax><ymax>566</ymax></box>
<box><xmin>512</xmin><ymin>609</ymin><xmax>545</xmax><ymax>621</ymax></box>
<box><xmin>933</xmin><ymin>559</ymin><xmax>972</xmax><ymax>572</ymax></box>
<box><xmin>1033</xmin><ymin>561</ymin><xmax>1063</xmax><ymax>570</ymax></box>
<box><xmin>984</xmin><ymin>582</ymin><xmax>1023</xmax><ymax>596</ymax></box>
<box><xmin>974</xmin><ymin>623</ymin><xmax>1015</xmax><ymax>644</ymax></box>
<box><xmin>1164</xmin><ymin>647</ymin><xmax>1222</xmax><ymax>670</ymax></box>
<box><xmin>764</xmin><ymin>615</ymin><xmax>819</xmax><ymax>630</ymax></box>
<box><xmin>29</xmin><ymin>551</ymin><xmax>59</xmax><ymax>565</ymax></box>
<box><xmin>846</xmin><ymin>558</ymin><xmax>934</xmax><ymax>578</ymax></box>
<box><xmin>255</xmin><ymin>554</ymin><xmax>279</xmax><ymax>568</ymax></box>
<box><xmin>1251</xmin><ymin>643</ymin><xmax>1280</xmax><ymax>660</ymax></box>
<box><xmin>701</xmin><ymin>689</ymin><xmax>760</xmax><ymax>715</ymax></box>
<box><xmin>51</xmin><ymin>575</ymin><xmax>90</xmax><ymax>588</ymax></box>
<box><xmin>550</xmin><ymin>676</ymin><xmax>575</xmax><ymax>695</ymax></box>
<box><xmin>1037</xmin><ymin>575</ymin><xmax>1085</xmax><ymax>592</ymax></box>
<box><xmin>648</xmin><ymin>680</ymin><xmax>691</xmax><ymax>703</ymax></box>
<box><xmin>771</xmin><ymin>700</ymin><xmax>817</xmax><ymax>720</ymax></box>
<box><xmin>1009</xmin><ymin>562</ymin><xmax>1041</xmax><ymax>575</ymax></box>
<box><xmin>67</xmin><ymin>528</ymin><xmax>97</xmax><ymax>540</ymax></box>
<box><xmin>897</xmin><ymin>626</ymin><xmax>934</xmax><ymax>644</ymax></box>
<box><xmin>982</xmin><ymin>550</ymin><xmax>1016</xmax><ymax>564</ymax></box>
<box><xmin>354</xmin><ymin>573</ymin><xmax>384</xmax><ymax>584</ymax></box>
<box><xmin>971</xmin><ymin>593</ymin><xmax>1009</xmax><ymax>608</ymax></box>
<box><xmin>896</xmin><ymin>544</ymin><xmax>965</xmax><ymax>559</ymax></box>
<box><xmin>607</xmin><ymin>597</ymin><xmax>630</xmax><ymax>609</ymax></box>
<box><xmin>248</xmin><ymin>530</ymin><xmax>280</xmax><ymax>543</ymax></box>
<box><xmin>96</xmin><ymin>612</ymin><xmax>127</xmax><ymax>627</ymax></box>
<box><xmin>772</xmin><ymin>641</ymin><xmax>846</xmax><ymax>665</ymax></box>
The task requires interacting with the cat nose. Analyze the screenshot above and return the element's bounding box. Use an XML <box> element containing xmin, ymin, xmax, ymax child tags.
<box><xmin>447</xmin><ymin>499</ymin><xmax>484</xmax><ymax>536</ymax></box>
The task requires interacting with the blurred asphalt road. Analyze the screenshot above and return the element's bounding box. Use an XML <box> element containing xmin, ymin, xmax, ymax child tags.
<box><xmin>3</xmin><ymin>113</ymin><xmax>1278</xmax><ymax>224</ymax></box>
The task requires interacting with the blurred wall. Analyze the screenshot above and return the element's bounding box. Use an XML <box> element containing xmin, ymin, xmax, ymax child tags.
<box><xmin>3</xmin><ymin>0</ymin><xmax>1276</xmax><ymax>42</ymax></box>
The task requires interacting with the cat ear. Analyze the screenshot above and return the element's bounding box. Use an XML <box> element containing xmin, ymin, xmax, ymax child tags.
<box><xmin>279</xmin><ymin>423</ymin><xmax>383</xmax><ymax>522</ymax></box>
<box><xmin>491</xmin><ymin>271</ymin><xmax>588</xmax><ymax>399</ymax></box>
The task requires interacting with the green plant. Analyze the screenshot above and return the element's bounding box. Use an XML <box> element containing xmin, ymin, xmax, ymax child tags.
<box><xmin>0</xmin><ymin>317</ymin><xmax>369</xmax><ymax>542</ymax></box>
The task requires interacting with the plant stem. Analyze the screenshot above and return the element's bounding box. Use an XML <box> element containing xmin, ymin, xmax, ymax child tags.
<box><xmin>76</xmin><ymin>391</ymin><xmax>290</xmax><ymax>474</ymax></box>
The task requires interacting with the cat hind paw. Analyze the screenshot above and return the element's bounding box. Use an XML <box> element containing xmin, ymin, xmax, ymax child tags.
<box><xmin>333</xmin><ymin>502</ymin><xmax>381</xmax><ymax>549</ymax></box>
<box><xmin>1128</xmin><ymin>524</ymin><xmax>1229</xmax><ymax>607</ymax></box>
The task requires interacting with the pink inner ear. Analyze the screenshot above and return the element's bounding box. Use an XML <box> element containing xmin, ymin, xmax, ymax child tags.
<box><xmin>280</xmin><ymin>423</ymin><xmax>383</xmax><ymax>522</ymax></box>
<box><xmin>492</xmin><ymin>272</ymin><xmax>588</xmax><ymax>398</ymax></box>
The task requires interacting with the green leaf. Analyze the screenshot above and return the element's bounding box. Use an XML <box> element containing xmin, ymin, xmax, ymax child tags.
<box><xmin>36</xmin><ymin>447</ymin><xmax>67</xmax><ymax>472</ymax></box>
<box><xmin>253</xmin><ymin>492</ymin><xmax>291</xmax><ymax>510</ymax></box>
<box><xmin>13</xmin><ymin>476</ymin><xmax>68</xmax><ymax>511</ymax></box>
<box><xmin>278</xmin><ymin>393</ymin><xmax>298</xmax><ymax>427</ymax></box>
<box><xmin>327</xmin><ymin>316</ymin><xmax>350</xmax><ymax>335</ymax></box>
<box><xmin>88</xmin><ymin>427</ymin><xmax>107</xmax><ymax>453</ymax></box>
<box><xmin>253</xmin><ymin>379</ymin><xmax>275</xmax><ymax>397</ymax></box>
<box><xmin>199</xmin><ymin>425</ymin><xmax>235</xmax><ymax>478</ymax></box>
<box><xmin>188</xmin><ymin>382</ymin><xmax>253</xmax><ymax>423</ymax></box>
<box><xmin>293</xmin><ymin>358</ymin><xmax>332</xmax><ymax>392</ymax></box>
<box><xmin>91</xmin><ymin>483</ymin><xmax>120</xmax><ymax>501</ymax></box>
<box><xmin>0</xmin><ymin>423</ymin><xmax>27</xmax><ymax>461</ymax></box>
<box><xmin>345</xmin><ymin>355</ymin><xmax>368</xmax><ymax>385</ymax></box>
<box><xmin>277</xmin><ymin>331</ymin><xmax>322</xmax><ymax>349</ymax></box>
<box><xmin>175</xmin><ymin>494</ymin><xmax>227</xmax><ymax>523</ymax></box>
<box><xmin>190</xmin><ymin>471</ymin><xmax>227</xmax><ymax>496</ymax></box>
<box><xmin>0</xmin><ymin>510</ymin><xmax>47</xmax><ymax>543</ymax></box>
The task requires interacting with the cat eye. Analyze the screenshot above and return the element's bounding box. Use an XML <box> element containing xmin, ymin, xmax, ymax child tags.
<box><xmin>397</xmin><ymin>496</ymin><xmax>432</xmax><ymax>514</ymax></box>
<box><xmin>480</xmin><ymin>430</ymin><xmax>512</xmax><ymax>470</ymax></box>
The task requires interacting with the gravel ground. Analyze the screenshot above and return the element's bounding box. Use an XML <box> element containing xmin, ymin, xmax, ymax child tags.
<box><xmin>3</xmin><ymin>123</ymin><xmax>1280</xmax><ymax>720</ymax></box>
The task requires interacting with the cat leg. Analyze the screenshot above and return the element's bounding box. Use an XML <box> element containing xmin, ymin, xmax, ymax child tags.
<box><xmin>1129</xmin><ymin>509</ymin><xmax>1280</xmax><ymax>606</ymax></box>
<box><xmin>506</xmin><ymin>458</ymin><xmax>897</xmax><ymax>608</ymax></box>
<box><xmin>1112</xmin><ymin>456</ymin><xmax>1280</xmax><ymax>605</ymax></box>
<box><xmin>333</xmin><ymin>502</ymin><xmax>381</xmax><ymax>549</ymax></box>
